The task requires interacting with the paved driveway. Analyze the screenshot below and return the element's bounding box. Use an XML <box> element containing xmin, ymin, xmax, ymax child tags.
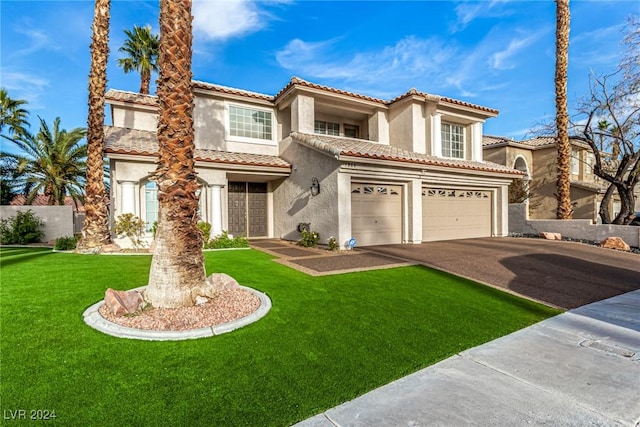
<box><xmin>367</xmin><ymin>237</ymin><xmax>640</xmax><ymax>309</ymax></box>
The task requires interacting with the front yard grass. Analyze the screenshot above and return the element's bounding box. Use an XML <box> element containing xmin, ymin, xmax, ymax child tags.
<box><xmin>0</xmin><ymin>247</ymin><xmax>561</xmax><ymax>426</ymax></box>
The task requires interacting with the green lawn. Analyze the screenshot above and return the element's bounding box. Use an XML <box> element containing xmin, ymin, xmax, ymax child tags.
<box><xmin>0</xmin><ymin>247</ymin><xmax>561</xmax><ymax>426</ymax></box>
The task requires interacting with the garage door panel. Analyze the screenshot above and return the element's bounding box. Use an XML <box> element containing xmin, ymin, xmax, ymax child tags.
<box><xmin>423</xmin><ymin>188</ymin><xmax>491</xmax><ymax>242</ymax></box>
<box><xmin>351</xmin><ymin>184</ymin><xmax>402</xmax><ymax>247</ymax></box>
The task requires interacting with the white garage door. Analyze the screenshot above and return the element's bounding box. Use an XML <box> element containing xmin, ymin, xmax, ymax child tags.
<box><xmin>351</xmin><ymin>183</ymin><xmax>402</xmax><ymax>246</ymax></box>
<box><xmin>423</xmin><ymin>188</ymin><xmax>492</xmax><ymax>242</ymax></box>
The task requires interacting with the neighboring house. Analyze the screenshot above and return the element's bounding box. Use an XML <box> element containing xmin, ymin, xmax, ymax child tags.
<box><xmin>105</xmin><ymin>77</ymin><xmax>521</xmax><ymax>248</ymax></box>
<box><xmin>483</xmin><ymin>135</ymin><xmax>628</xmax><ymax>221</ymax></box>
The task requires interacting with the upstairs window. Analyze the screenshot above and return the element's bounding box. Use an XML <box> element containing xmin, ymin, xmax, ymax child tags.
<box><xmin>229</xmin><ymin>105</ymin><xmax>272</xmax><ymax>141</ymax></box>
<box><xmin>571</xmin><ymin>148</ymin><xmax>579</xmax><ymax>175</ymax></box>
<box><xmin>585</xmin><ymin>152</ymin><xmax>594</xmax><ymax>175</ymax></box>
<box><xmin>344</xmin><ymin>124</ymin><xmax>359</xmax><ymax>138</ymax></box>
<box><xmin>315</xmin><ymin>120</ymin><xmax>340</xmax><ymax>136</ymax></box>
<box><xmin>442</xmin><ymin>123</ymin><xmax>465</xmax><ymax>159</ymax></box>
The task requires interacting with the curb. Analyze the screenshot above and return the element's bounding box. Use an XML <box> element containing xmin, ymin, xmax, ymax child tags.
<box><xmin>83</xmin><ymin>285</ymin><xmax>271</xmax><ymax>341</ymax></box>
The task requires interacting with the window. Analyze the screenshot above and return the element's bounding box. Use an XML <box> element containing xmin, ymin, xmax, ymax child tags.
<box><xmin>571</xmin><ymin>148</ymin><xmax>579</xmax><ymax>175</ymax></box>
<box><xmin>144</xmin><ymin>181</ymin><xmax>207</xmax><ymax>231</ymax></box>
<box><xmin>144</xmin><ymin>181</ymin><xmax>158</xmax><ymax>232</ymax></box>
<box><xmin>344</xmin><ymin>124</ymin><xmax>359</xmax><ymax>138</ymax></box>
<box><xmin>229</xmin><ymin>105</ymin><xmax>272</xmax><ymax>141</ymax></box>
<box><xmin>586</xmin><ymin>152</ymin><xmax>594</xmax><ymax>175</ymax></box>
<box><xmin>314</xmin><ymin>120</ymin><xmax>340</xmax><ymax>136</ymax></box>
<box><xmin>442</xmin><ymin>123</ymin><xmax>465</xmax><ymax>159</ymax></box>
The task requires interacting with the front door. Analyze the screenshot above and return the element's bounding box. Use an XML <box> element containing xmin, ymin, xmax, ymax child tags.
<box><xmin>228</xmin><ymin>182</ymin><xmax>267</xmax><ymax>238</ymax></box>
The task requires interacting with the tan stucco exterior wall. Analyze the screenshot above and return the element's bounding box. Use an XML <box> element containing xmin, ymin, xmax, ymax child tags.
<box><xmin>273</xmin><ymin>137</ymin><xmax>340</xmax><ymax>244</ymax></box>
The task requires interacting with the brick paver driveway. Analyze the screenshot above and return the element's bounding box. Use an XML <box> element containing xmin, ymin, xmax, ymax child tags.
<box><xmin>367</xmin><ymin>237</ymin><xmax>640</xmax><ymax>309</ymax></box>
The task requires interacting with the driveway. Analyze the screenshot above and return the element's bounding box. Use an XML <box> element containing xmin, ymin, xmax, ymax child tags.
<box><xmin>367</xmin><ymin>237</ymin><xmax>640</xmax><ymax>310</ymax></box>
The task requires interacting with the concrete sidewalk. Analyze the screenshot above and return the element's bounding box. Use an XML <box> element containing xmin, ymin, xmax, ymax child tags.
<box><xmin>296</xmin><ymin>290</ymin><xmax>640</xmax><ymax>426</ymax></box>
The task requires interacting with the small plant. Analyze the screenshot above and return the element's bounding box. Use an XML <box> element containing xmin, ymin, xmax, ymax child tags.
<box><xmin>114</xmin><ymin>213</ymin><xmax>147</xmax><ymax>250</ymax></box>
<box><xmin>327</xmin><ymin>236</ymin><xmax>339</xmax><ymax>251</ymax></box>
<box><xmin>151</xmin><ymin>221</ymin><xmax>158</xmax><ymax>239</ymax></box>
<box><xmin>298</xmin><ymin>229</ymin><xmax>320</xmax><ymax>248</ymax></box>
<box><xmin>54</xmin><ymin>235</ymin><xmax>79</xmax><ymax>250</ymax></box>
<box><xmin>197</xmin><ymin>221</ymin><xmax>212</xmax><ymax>245</ymax></box>
<box><xmin>0</xmin><ymin>209</ymin><xmax>44</xmax><ymax>244</ymax></box>
<box><xmin>204</xmin><ymin>230</ymin><xmax>249</xmax><ymax>249</ymax></box>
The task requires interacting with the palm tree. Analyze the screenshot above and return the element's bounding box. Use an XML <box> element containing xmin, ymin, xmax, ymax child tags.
<box><xmin>117</xmin><ymin>25</ymin><xmax>159</xmax><ymax>95</ymax></box>
<box><xmin>0</xmin><ymin>88</ymin><xmax>29</xmax><ymax>140</ymax></box>
<box><xmin>77</xmin><ymin>0</ymin><xmax>113</xmax><ymax>251</ymax></box>
<box><xmin>555</xmin><ymin>0</ymin><xmax>572</xmax><ymax>219</ymax></box>
<box><xmin>0</xmin><ymin>117</ymin><xmax>87</xmax><ymax>206</ymax></box>
<box><xmin>145</xmin><ymin>0</ymin><xmax>206</xmax><ymax>308</ymax></box>
<box><xmin>0</xmin><ymin>157</ymin><xmax>20</xmax><ymax>204</ymax></box>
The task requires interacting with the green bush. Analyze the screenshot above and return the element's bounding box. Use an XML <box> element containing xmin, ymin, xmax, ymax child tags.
<box><xmin>54</xmin><ymin>235</ymin><xmax>78</xmax><ymax>250</ymax></box>
<box><xmin>114</xmin><ymin>213</ymin><xmax>146</xmax><ymax>250</ymax></box>
<box><xmin>0</xmin><ymin>210</ymin><xmax>44</xmax><ymax>244</ymax></box>
<box><xmin>197</xmin><ymin>221</ymin><xmax>212</xmax><ymax>244</ymax></box>
<box><xmin>298</xmin><ymin>229</ymin><xmax>320</xmax><ymax>248</ymax></box>
<box><xmin>204</xmin><ymin>230</ymin><xmax>249</xmax><ymax>249</ymax></box>
<box><xmin>327</xmin><ymin>236</ymin><xmax>339</xmax><ymax>251</ymax></box>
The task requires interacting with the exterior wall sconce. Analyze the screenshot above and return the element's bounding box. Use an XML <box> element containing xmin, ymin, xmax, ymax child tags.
<box><xmin>310</xmin><ymin>177</ymin><xmax>320</xmax><ymax>196</ymax></box>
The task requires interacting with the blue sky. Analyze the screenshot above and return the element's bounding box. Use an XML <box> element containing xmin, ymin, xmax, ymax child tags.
<box><xmin>1</xmin><ymin>0</ymin><xmax>638</xmax><ymax>150</ymax></box>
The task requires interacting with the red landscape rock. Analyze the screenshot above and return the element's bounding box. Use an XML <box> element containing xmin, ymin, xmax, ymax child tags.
<box><xmin>207</xmin><ymin>273</ymin><xmax>240</xmax><ymax>291</ymax></box>
<box><xmin>104</xmin><ymin>288</ymin><xmax>144</xmax><ymax>316</ymax></box>
<box><xmin>600</xmin><ymin>237</ymin><xmax>631</xmax><ymax>252</ymax></box>
<box><xmin>540</xmin><ymin>232</ymin><xmax>562</xmax><ymax>240</ymax></box>
<box><xmin>100</xmin><ymin>243</ymin><xmax>122</xmax><ymax>253</ymax></box>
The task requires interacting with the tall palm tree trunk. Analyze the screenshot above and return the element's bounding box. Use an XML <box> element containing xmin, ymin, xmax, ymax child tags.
<box><xmin>77</xmin><ymin>0</ymin><xmax>113</xmax><ymax>251</ymax></box>
<box><xmin>145</xmin><ymin>0</ymin><xmax>206</xmax><ymax>308</ymax></box>
<box><xmin>555</xmin><ymin>0</ymin><xmax>573</xmax><ymax>219</ymax></box>
<box><xmin>140</xmin><ymin>70</ymin><xmax>151</xmax><ymax>95</ymax></box>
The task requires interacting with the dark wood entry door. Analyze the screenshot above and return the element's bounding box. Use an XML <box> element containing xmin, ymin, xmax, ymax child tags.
<box><xmin>228</xmin><ymin>182</ymin><xmax>267</xmax><ymax>237</ymax></box>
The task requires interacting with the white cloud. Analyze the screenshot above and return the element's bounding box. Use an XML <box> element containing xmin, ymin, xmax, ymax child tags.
<box><xmin>8</xmin><ymin>27</ymin><xmax>58</xmax><ymax>59</ymax></box>
<box><xmin>0</xmin><ymin>70</ymin><xmax>50</xmax><ymax>110</ymax></box>
<box><xmin>490</xmin><ymin>31</ymin><xmax>545</xmax><ymax>70</ymax></box>
<box><xmin>451</xmin><ymin>0</ymin><xmax>510</xmax><ymax>32</ymax></box>
<box><xmin>193</xmin><ymin>0</ymin><xmax>265</xmax><ymax>41</ymax></box>
<box><xmin>275</xmin><ymin>36</ymin><xmax>457</xmax><ymax>97</ymax></box>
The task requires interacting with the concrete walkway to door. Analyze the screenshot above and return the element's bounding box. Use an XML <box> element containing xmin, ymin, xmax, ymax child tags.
<box><xmin>367</xmin><ymin>237</ymin><xmax>640</xmax><ymax>310</ymax></box>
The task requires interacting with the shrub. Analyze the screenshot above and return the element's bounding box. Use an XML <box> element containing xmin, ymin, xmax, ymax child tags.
<box><xmin>204</xmin><ymin>231</ymin><xmax>249</xmax><ymax>249</ymax></box>
<box><xmin>298</xmin><ymin>229</ymin><xmax>319</xmax><ymax>248</ymax></box>
<box><xmin>114</xmin><ymin>213</ymin><xmax>147</xmax><ymax>250</ymax></box>
<box><xmin>0</xmin><ymin>210</ymin><xmax>44</xmax><ymax>244</ymax></box>
<box><xmin>327</xmin><ymin>236</ymin><xmax>339</xmax><ymax>251</ymax></box>
<box><xmin>197</xmin><ymin>221</ymin><xmax>212</xmax><ymax>245</ymax></box>
<box><xmin>54</xmin><ymin>235</ymin><xmax>78</xmax><ymax>250</ymax></box>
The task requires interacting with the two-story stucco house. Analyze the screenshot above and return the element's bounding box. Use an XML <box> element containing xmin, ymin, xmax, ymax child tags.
<box><xmin>105</xmin><ymin>77</ymin><xmax>521</xmax><ymax>248</ymax></box>
<box><xmin>483</xmin><ymin>135</ymin><xmax>629</xmax><ymax>221</ymax></box>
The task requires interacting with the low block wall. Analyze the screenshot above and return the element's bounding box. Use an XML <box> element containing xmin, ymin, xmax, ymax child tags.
<box><xmin>0</xmin><ymin>205</ymin><xmax>75</xmax><ymax>243</ymax></box>
<box><xmin>509</xmin><ymin>202</ymin><xmax>640</xmax><ymax>247</ymax></box>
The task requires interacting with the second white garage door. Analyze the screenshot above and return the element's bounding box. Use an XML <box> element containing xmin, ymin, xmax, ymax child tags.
<box><xmin>351</xmin><ymin>183</ymin><xmax>402</xmax><ymax>246</ymax></box>
<box><xmin>422</xmin><ymin>188</ymin><xmax>492</xmax><ymax>242</ymax></box>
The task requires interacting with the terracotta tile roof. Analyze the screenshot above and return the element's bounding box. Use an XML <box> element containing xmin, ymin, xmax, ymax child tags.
<box><xmin>10</xmin><ymin>194</ymin><xmax>85</xmax><ymax>212</ymax></box>
<box><xmin>389</xmin><ymin>88</ymin><xmax>499</xmax><ymax>115</ymax></box>
<box><xmin>105</xmin><ymin>89</ymin><xmax>158</xmax><ymax>107</ymax></box>
<box><xmin>107</xmin><ymin>77</ymin><xmax>497</xmax><ymax>115</ymax></box>
<box><xmin>291</xmin><ymin>132</ymin><xmax>522</xmax><ymax>175</ymax></box>
<box><xmin>482</xmin><ymin>135</ymin><xmax>512</xmax><ymax>147</ymax></box>
<box><xmin>482</xmin><ymin>135</ymin><xmax>592</xmax><ymax>150</ymax></box>
<box><xmin>103</xmin><ymin>126</ymin><xmax>291</xmax><ymax>170</ymax></box>
<box><xmin>275</xmin><ymin>77</ymin><xmax>387</xmax><ymax>104</ymax></box>
<box><xmin>192</xmin><ymin>80</ymin><xmax>274</xmax><ymax>101</ymax></box>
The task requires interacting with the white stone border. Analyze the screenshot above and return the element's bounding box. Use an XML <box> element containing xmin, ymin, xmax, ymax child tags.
<box><xmin>83</xmin><ymin>285</ymin><xmax>271</xmax><ymax>341</ymax></box>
